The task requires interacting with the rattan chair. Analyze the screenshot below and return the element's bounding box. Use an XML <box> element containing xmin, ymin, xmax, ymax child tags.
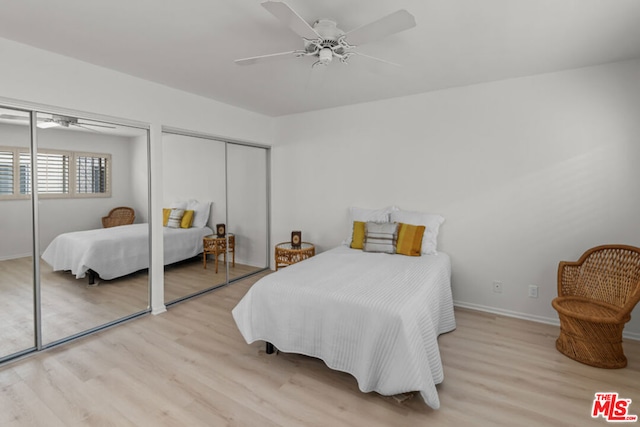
<box><xmin>101</xmin><ymin>207</ymin><xmax>135</xmax><ymax>228</ymax></box>
<box><xmin>552</xmin><ymin>244</ymin><xmax>640</xmax><ymax>368</ymax></box>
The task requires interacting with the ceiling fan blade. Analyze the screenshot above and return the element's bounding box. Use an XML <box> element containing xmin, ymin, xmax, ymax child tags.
<box><xmin>77</xmin><ymin>122</ymin><xmax>116</xmax><ymax>129</ymax></box>
<box><xmin>0</xmin><ymin>114</ymin><xmax>30</xmax><ymax>121</ymax></box>
<box><xmin>72</xmin><ymin>123</ymin><xmax>101</xmax><ymax>133</ymax></box>
<box><xmin>345</xmin><ymin>10</ymin><xmax>416</xmax><ymax>46</ymax></box>
<box><xmin>261</xmin><ymin>1</ymin><xmax>320</xmax><ymax>40</ymax></box>
<box><xmin>351</xmin><ymin>52</ymin><xmax>402</xmax><ymax>68</ymax></box>
<box><xmin>235</xmin><ymin>50</ymin><xmax>298</xmax><ymax>66</ymax></box>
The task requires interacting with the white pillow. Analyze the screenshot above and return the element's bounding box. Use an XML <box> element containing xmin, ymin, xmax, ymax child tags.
<box><xmin>187</xmin><ymin>199</ymin><xmax>211</xmax><ymax>228</ymax></box>
<box><xmin>344</xmin><ymin>206</ymin><xmax>398</xmax><ymax>246</ymax></box>
<box><xmin>390</xmin><ymin>210</ymin><xmax>444</xmax><ymax>255</ymax></box>
<box><xmin>168</xmin><ymin>201</ymin><xmax>187</xmax><ymax>209</ymax></box>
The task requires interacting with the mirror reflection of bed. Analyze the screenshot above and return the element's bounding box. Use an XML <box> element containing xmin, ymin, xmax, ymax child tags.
<box><xmin>0</xmin><ymin>112</ymin><xmax>152</xmax><ymax>350</ymax></box>
<box><xmin>35</xmin><ymin>115</ymin><xmax>151</xmax><ymax>345</ymax></box>
<box><xmin>1</xmin><ymin>109</ymin><xmax>269</xmax><ymax>359</ymax></box>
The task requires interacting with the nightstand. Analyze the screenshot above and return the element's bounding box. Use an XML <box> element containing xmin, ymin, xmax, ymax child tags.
<box><xmin>275</xmin><ymin>242</ymin><xmax>315</xmax><ymax>271</ymax></box>
<box><xmin>203</xmin><ymin>233</ymin><xmax>235</xmax><ymax>273</ymax></box>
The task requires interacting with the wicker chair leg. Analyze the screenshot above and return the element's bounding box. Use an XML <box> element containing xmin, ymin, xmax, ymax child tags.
<box><xmin>555</xmin><ymin>320</ymin><xmax>627</xmax><ymax>369</ymax></box>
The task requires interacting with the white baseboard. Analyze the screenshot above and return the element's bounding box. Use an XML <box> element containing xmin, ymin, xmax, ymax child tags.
<box><xmin>453</xmin><ymin>300</ymin><xmax>640</xmax><ymax>342</ymax></box>
<box><xmin>0</xmin><ymin>252</ymin><xmax>32</xmax><ymax>261</ymax></box>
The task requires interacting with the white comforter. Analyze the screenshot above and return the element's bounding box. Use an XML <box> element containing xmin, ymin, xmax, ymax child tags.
<box><xmin>232</xmin><ymin>245</ymin><xmax>456</xmax><ymax>409</ymax></box>
<box><xmin>41</xmin><ymin>224</ymin><xmax>213</xmax><ymax>280</ymax></box>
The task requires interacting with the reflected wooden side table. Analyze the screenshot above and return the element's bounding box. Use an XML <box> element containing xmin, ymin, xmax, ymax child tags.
<box><xmin>275</xmin><ymin>242</ymin><xmax>315</xmax><ymax>271</ymax></box>
<box><xmin>203</xmin><ymin>233</ymin><xmax>235</xmax><ymax>274</ymax></box>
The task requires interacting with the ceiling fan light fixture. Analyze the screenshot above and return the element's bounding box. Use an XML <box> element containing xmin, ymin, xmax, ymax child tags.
<box><xmin>37</xmin><ymin>121</ymin><xmax>61</xmax><ymax>129</ymax></box>
<box><xmin>318</xmin><ymin>47</ymin><xmax>333</xmax><ymax>64</ymax></box>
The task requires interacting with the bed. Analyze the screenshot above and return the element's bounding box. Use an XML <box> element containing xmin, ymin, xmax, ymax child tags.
<box><xmin>41</xmin><ymin>223</ymin><xmax>213</xmax><ymax>284</ymax></box>
<box><xmin>232</xmin><ymin>245</ymin><xmax>456</xmax><ymax>409</ymax></box>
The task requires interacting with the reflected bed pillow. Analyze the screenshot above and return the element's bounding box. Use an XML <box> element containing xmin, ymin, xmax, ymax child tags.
<box><xmin>166</xmin><ymin>208</ymin><xmax>185</xmax><ymax>228</ymax></box>
<box><xmin>187</xmin><ymin>199</ymin><xmax>211</xmax><ymax>228</ymax></box>
<box><xmin>163</xmin><ymin>208</ymin><xmax>194</xmax><ymax>228</ymax></box>
<box><xmin>180</xmin><ymin>210</ymin><xmax>194</xmax><ymax>228</ymax></box>
<box><xmin>390</xmin><ymin>210</ymin><xmax>444</xmax><ymax>255</ymax></box>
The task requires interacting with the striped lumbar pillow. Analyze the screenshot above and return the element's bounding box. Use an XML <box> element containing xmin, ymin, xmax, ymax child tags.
<box><xmin>396</xmin><ymin>223</ymin><xmax>426</xmax><ymax>256</ymax></box>
<box><xmin>350</xmin><ymin>221</ymin><xmax>366</xmax><ymax>249</ymax></box>
<box><xmin>167</xmin><ymin>208</ymin><xmax>185</xmax><ymax>228</ymax></box>
<box><xmin>362</xmin><ymin>222</ymin><xmax>398</xmax><ymax>254</ymax></box>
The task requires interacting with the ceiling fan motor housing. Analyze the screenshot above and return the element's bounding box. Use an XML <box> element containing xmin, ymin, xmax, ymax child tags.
<box><xmin>303</xmin><ymin>19</ymin><xmax>349</xmax><ymax>64</ymax></box>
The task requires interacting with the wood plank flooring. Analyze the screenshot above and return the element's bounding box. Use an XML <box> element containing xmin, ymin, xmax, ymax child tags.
<box><xmin>0</xmin><ymin>255</ymin><xmax>262</xmax><ymax>354</ymax></box>
<box><xmin>1</xmin><ymin>271</ymin><xmax>639</xmax><ymax>426</ymax></box>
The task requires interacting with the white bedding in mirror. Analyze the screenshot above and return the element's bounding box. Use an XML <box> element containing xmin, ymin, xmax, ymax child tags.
<box><xmin>42</xmin><ymin>224</ymin><xmax>213</xmax><ymax>280</ymax></box>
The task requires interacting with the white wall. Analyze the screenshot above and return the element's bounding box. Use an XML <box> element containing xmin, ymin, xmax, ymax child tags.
<box><xmin>272</xmin><ymin>59</ymin><xmax>640</xmax><ymax>336</ymax></box>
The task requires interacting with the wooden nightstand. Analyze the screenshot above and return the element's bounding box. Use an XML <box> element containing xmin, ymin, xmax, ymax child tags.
<box><xmin>203</xmin><ymin>233</ymin><xmax>235</xmax><ymax>273</ymax></box>
<box><xmin>275</xmin><ymin>242</ymin><xmax>315</xmax><ymax>271</ymax></box>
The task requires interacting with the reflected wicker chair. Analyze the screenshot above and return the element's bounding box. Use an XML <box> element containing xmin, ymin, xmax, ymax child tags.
<box><xmin>552</xmin><ymin>245</ymin><xmax>640</xmax><ymax>368</ymax></box>
<box><xmin>101</xmin><ymin>207</ymin><xmax>135</xmax><ymax>228</ymax></box>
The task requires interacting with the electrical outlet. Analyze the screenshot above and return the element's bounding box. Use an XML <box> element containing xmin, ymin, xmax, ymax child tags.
<box><xmin>493</xmin><ymin>281</ymin><xmax>503</xmax><ymax>293</ymax></box>
<box><xmin>528</xmin><ymin>285</ymin><xmax>539</xmax><ymax>298</ymax></box>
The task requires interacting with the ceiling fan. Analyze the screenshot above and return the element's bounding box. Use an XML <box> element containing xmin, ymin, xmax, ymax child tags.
<box><xmin>235</xmin><ymin>1</ymin><xmax>416</xmax><ymax>68</ymax></box>
<box><xmin>0</xmin><ymin>114</ymin><xmax>116</xmax><ymax>132</ymax></box>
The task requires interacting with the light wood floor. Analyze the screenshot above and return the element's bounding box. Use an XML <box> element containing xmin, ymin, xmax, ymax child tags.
<box><xmin>1</xmin><ymin>272</ymin><xmax>639</xmax><ymax>426</ymax></box>
<box><xmin>0</xmin><ymin>256</ymin><xmax>263</xmax><ymax>356</ymax></box>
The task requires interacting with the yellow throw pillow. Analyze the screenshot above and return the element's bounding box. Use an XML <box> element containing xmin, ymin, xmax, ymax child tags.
<box><xmin>162</xmin><ymin>208</ymin><xmax>171</xmax><ymax>227</ymax></box>
<box><xmin>181</xmin><ymin>210</ymin><xmax>194</xmax><ymax>228</ymax></box>
<box><xmin>350</xmin><ymin>221</ymin><xmax>366</xmax><ymax>249</ymax></box>
<box><xmin>396</xmin><ymin>223</ymin><xmax>426</xmax><ymax>256</ymax></box>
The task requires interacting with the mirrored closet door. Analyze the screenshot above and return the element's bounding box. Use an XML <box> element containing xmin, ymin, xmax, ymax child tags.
<box><xmin>34</xmin><ymin>112</ymin><xmax>151</xmax><ymax>346</ymax></box>
<box><xmin>162</xmin><ymin>131</ymin><xmax>270</xmax><ymax>304</ymax></box>
<box><xmin>226</xmin><ymin>143</ymin><xmax>269</xmax><ymax>279</ymax></box>
<box><xmin>0</xmin><ymin>107</ymin><xmax>36</xmax><ymax>360</ymax></box>
<box><xmin>162</xmin><ymin>132</ymin><xmax>227</xmax><ymax>303</ymax></box>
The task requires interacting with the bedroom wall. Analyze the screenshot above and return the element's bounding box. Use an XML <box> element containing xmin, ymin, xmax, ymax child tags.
<box><xmin>0</xmin><ymin>37</ymin><xmax>274</xmax><ymax>312</ymax></box>
<box><xmin>271</xmin><ymin>58</ymin><xmax>640</xmax><ymax>337</ymax></box>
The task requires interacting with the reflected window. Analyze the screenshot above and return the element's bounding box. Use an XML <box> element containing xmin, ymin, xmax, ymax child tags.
<box><xmin>77</xmin><ymin>154</ymin><xmax>109</xmax><ymax>194</ymax></box>
<box><xmin>0</xmin><ymin>146</ymin><xmax>111</xmax><ymax>198</ymax></box>
<box><xmin>0</xmin><ymin>149</ymin><xmax>14</xmax><ymax>195</ymax></box>
<box><xmin>34</xmin><ymin>151</ymin><xmax>69</xmax><ymax>194</ymax></box>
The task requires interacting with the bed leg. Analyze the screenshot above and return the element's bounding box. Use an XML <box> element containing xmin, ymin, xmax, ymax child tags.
<box><xmin>266</xmin><ymin>342</ymin><xmax>275</xmax><ymax>354</ymax></box>
<box><xmin>88</xmin><ymin>270</ymin><xmax>98</xmax><ymax>286</ymax></box>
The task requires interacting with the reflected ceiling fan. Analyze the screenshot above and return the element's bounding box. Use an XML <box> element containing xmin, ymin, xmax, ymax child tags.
<box><xmin>0</xmin><ymin>113</ymin><xmax>116</xmax><ymax>132</ymax></box>
<box><xmin>235</xmin><ymin>1</ymin><xmax>416</xmax><ymax>68</ymax></box>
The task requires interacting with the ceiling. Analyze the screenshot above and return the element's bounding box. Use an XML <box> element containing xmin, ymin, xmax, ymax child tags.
<box><xmin>0</xmin><ymin>0</ymin><xmax>639</xmax><ymax>117</ymax></box>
